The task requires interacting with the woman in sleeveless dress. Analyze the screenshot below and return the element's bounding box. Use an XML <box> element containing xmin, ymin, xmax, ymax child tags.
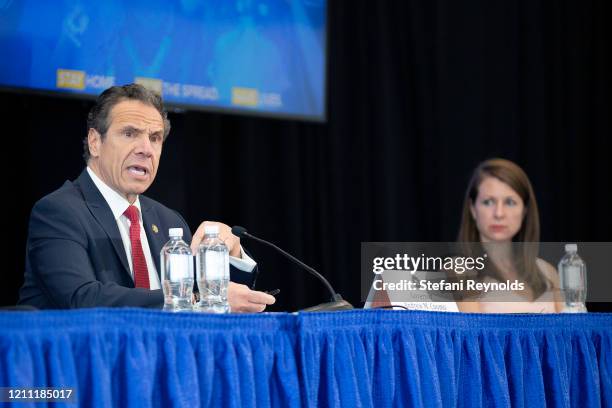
<box><xmin>455</xmin><ymin>158</ymin><xmax>563</xmax><ymax>313</ymax></box>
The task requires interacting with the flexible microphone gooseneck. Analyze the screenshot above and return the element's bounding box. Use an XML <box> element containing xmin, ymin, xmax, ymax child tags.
<box><xmin>231</xmin><ymin>226</ymin><xmax>353</xmax><ymax>312</ymax></box>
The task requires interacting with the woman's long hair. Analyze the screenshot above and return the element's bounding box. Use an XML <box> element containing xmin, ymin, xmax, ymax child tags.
<box><xmin>457</xmin><ymin>158</ymin><xmax>549</xmax><ymax>299</ymax></box>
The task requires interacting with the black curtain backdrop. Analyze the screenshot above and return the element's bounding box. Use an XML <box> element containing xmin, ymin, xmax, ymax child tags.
<box><xmin>1</xmin><ymin>0</ymin><xmax>610</xmax><ymax>311</ymax></box>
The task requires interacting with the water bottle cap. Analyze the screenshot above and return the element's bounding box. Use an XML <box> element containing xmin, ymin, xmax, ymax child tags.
<box><xmin>565</xmin><ymin>243</ymin><xmax>577</xmax><ymax>252</ymax></box>
<box><xmin>169</xmin><ymin>228</ymin><xmax>183</xmax><ymax>237</ymax></box>
<box><xmin>204</xmin><ymin>225</ymin><xmax>220</xmax><ymax>235</ymax></box>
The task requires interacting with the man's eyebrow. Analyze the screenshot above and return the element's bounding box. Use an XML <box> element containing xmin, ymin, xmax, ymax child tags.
<box><xmin>119</xmin><ymin>125</ymin><xmax>144</xmax><ymax>133</ymax></box>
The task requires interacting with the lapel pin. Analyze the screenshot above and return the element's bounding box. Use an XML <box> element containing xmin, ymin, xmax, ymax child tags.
<box><xmin>152</xmin><ymin>224</ymin><xmax>159</xmax><ymax>233</ymax></box>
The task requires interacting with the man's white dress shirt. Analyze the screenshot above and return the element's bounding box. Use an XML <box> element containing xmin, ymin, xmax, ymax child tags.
<box><xmin>87</xmin><ymin>167</ymin><xmax>255</xmax><ymax>289</ymax></box>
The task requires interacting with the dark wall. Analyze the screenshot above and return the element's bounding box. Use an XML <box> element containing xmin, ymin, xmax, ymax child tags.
<box><xmin>1</xmin><ymin>0</ymin><xmax>610</xmax><ymax>311</ymax></box>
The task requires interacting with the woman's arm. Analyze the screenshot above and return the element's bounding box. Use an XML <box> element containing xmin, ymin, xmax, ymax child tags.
<box><xmin>536</xmin><ymin>258</ymin><xmax>564</xmax><ymax>313</ymax></box>
<box><xmin>457</xmin><ymin>301</ymin><xmax>481</xmax><ymax>313</ymax></box>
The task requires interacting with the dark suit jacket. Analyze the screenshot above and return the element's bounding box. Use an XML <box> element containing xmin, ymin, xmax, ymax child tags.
<box><xmin>19</xmin><ymin>169</ymin><xmax>256</xmax><ymax>309</ymax></box>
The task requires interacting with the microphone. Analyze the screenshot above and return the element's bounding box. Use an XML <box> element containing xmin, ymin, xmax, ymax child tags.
<box><xmin>231</xmin><ymin>226</ymin><xmax>353</xmax><ymax>312</ymax></box>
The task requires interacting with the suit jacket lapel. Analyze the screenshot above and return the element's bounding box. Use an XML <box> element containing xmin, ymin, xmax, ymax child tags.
<box><xmin>142</xmin><ymin>199</ymin><xmax>165</xmax><ymax>277</ymax></box>
<box><xmin>76</xmin><ymin>169</ymin><xmax>132</xmax><ymax>279</ymax></box>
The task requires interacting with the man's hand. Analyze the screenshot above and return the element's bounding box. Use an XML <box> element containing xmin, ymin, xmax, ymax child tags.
<box><xmin>191</xmin><ymin>221</ymin><xmax>241</xmax><ymax>257</ymax></box>
<box><xmin>228</xmin><ymin>282</ymin><xmax>276</xmax><ymax>313</ymax></box>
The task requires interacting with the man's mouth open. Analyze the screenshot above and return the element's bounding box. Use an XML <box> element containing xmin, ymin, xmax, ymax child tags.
<box><xmin>127</xmin><ymin>165</ymin><xmax>149</xmax><ymax>178</ymax></box>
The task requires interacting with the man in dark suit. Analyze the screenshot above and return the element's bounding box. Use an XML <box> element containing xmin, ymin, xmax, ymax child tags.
<box><xmin>19</xmin><ymin>84</ymin><xmax>275</xmax><ymax>311</ymax></box>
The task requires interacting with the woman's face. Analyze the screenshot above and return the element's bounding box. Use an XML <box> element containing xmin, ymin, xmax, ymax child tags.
<box><xmin>470</xmin><ymin>176</ymin><xmax>525</xmax><ymax>243</ymax></box>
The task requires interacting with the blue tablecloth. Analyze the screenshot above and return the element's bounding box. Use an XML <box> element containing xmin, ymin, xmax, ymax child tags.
<box><xmin>1</xmin><ymin>309</ymin><xmax>611</xmax><ymax>407</ymax></box>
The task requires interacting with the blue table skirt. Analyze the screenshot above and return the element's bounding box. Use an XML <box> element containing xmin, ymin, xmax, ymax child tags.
<box><xmin>1</xmin><ymin>309</ymin><xmax>611</xmax><ymax>407</ymax></box>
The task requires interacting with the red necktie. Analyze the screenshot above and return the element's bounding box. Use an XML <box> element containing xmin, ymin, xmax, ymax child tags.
<box><xmin>124</xmin><ymin>205</ymin><xmax>150</xmax><ymax>289</ymax></box>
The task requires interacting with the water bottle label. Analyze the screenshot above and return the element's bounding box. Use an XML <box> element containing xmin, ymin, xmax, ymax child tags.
<box><xmin>204</xmin><ymin>252</ymin><xmax>228</xmax><ymax>280</ymax></box>
<box><xmin>167</xmin><ymin>254</ymin><xmax>191</xmax><ymax>281</ymax></box>
<box><xmin>564</xmin><ymin>265</ymin><xmax>582</xmax><ymax>288</ymax></box>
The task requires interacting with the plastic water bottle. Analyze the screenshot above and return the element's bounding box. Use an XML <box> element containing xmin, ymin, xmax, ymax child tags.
<box><xmin>196</xmin><ymin>225</ymin><xmax>230</xmax><ymax>313</ymax></box>
<box><xmin>160</xmin><ymin>228</ymin><xmax>194</xmax><ymax>311</ymax></box>
<box><xmin>558</xmin><ymin>243</ymin><xmax>587</xmax><ymax>313</ymax></box>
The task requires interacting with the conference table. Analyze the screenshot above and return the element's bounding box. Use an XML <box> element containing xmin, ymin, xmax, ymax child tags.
<box><xmin>1</xmin><ymin>308</ymin><xmax>610</xmax><ymax>407</ymax></box>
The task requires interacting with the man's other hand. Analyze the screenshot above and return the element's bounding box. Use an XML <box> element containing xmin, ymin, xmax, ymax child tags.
<box><xmin>228</xmin><ymin>282</ymin><xmax>276</xmax><ymax>313</ymax></box>
<box><xmin>191</xmin><ymin>221</ymin><xmax>241</xmax><ymax>257</ymax></box>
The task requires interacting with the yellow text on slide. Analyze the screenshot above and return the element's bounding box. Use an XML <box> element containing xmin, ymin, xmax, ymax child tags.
<box><xmin>56</xmin><ymin>69</ymin><xmax>85</xmax><ymax>90</ymax></box>
<box><xmin>134</xmin><ymin>77</ymin><xmax>163</xmax><ymax>95</ymax></box>
<box><xmin>232</xmin><ymin>87</ymin><xmax>259</xmax><ymax>107</ymax></box>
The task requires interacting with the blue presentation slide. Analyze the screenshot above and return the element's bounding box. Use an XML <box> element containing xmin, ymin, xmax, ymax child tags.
<box><xmin>0</xmin><ymin>0</ymin><xmax>327</xmax><ymax>119</ymax></box>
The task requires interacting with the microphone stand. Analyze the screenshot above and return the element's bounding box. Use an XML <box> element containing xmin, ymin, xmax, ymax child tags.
<box><xmin>234</xmin><ymin>228</ymin><xmax>353</xmax><ymax>312</ymax></box>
